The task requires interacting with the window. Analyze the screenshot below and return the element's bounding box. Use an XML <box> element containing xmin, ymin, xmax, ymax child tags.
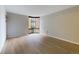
<box><xmin>28</xmin><ymin>16</ymin><xmax>40</xmax><ymax>34</ymax></box>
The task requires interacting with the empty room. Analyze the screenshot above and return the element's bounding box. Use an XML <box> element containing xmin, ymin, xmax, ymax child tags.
<box><xmin>0</xmin><ymin>5</ymin><xmax>79</xmax><ymax>54</ymax></box>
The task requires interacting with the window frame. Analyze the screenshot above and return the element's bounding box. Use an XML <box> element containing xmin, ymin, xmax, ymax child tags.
<box><xmin>28</xmin><ymin>16</ymin><xmax>40</xmax><ymax>34</ymax></box>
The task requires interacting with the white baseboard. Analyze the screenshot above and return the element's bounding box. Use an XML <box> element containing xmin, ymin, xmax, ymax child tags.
<box><xmin>46</xmin><ymin>34</ymin><xmax>79</xmax><ymax>45</ymax></box>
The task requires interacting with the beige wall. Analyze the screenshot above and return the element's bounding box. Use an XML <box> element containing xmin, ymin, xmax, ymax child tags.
<box><xmin>6</xmin><ymin>12</ymin><xmax>28</xmax><ymax>38</ymax></box>
<box><xmin>0</xmin><ymin>6</ymin><xmax>6</xmax><ymax>52</ymax></box>
<box><xmin>40</xmin><ymin>6</ymin><xmax>79</xmax><ymax>44</ymax></box>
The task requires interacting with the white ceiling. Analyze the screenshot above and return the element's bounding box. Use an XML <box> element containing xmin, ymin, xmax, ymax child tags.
<box><xmin>5</xmin><ymin>5</ymin><xmax>75</xmax><ymax>16</ymax></box>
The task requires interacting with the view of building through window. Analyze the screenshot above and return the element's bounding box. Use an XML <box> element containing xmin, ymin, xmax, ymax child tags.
<box><xmin>28</xmin><ymin>16</ymin><xmax>40</xmax><ymax>34</ymax></box>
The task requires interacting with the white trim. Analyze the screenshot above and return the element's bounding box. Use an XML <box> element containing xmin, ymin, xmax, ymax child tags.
<box><xmin>46</xmin><ymin>34</ymin><xmax>79</xmax><ymax>45</ymax></box>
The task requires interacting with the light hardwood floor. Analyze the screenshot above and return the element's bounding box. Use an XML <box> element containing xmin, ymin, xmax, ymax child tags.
<box><xmin>1</xmin><ymin>34</ymin><xmax>79</xmax><ymax>54</ymax></box>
